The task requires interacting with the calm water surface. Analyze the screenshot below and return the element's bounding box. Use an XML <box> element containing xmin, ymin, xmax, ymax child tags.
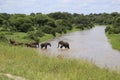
<box><xmin>39</xmin><ymin>26</ymin><xmax>120</xmax><ymax>72</ymax></box>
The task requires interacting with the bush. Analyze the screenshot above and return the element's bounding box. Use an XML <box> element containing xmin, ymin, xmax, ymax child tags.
<box><xmin>35</xmin><ymin>29</ymin><xmax>44</xmax><ymax>37</ymax></box>
<box><xmin>0</xmin><ymin>34</ymin><xmax>8</xmax><ymax>42</ymax></box>
<box><xmin>105</xmin><ymin>24</ymin><xmax>120</xmax><ymax>34</ymax></box>
<box><xmin>19</xmin><ymin>23</ymin><xmax>33</xmax><ymax>32</ymax></box>
<box><xmin>51</xmin><ymin>29</ymin><xmax>56</xmax><ymax>37</ymax></box>
<box><xmin>27</xmin><ymin>30</ymin><xmax>44</xmax><ymax>41</ymax></box>
<box><xmin>76</xmin><ymin>24</ymin><xmax>84</xmax><ymax>30</ymax></box>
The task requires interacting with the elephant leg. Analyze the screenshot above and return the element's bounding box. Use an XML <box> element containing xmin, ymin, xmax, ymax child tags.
<box><xmin>64</xmin><ymin>45</ymin><xmax>69</xmax><ymax>49</ymax></box>
<box><xmin>67</xmin><ymin>46</ymin><xmax>70</xmax><ymax>49</ymax></box>
<box><xmin>67</xmin><ymin>45</ymin><xmax>70</xmax><ymax>49</ymax></box>
<box><xmin>41</xmin><ymin>45</ymin><xmax>44</xmax><ymax>49</ymax></box>
<box><xmin>45</xmin><ymin>45</ymin><xmax>47</xmax><ymax>49</ymax></box>
<box><xmin>60</xmin><ymin>45</ymin><xmax>63</xmax><ymax>48</ymax></box>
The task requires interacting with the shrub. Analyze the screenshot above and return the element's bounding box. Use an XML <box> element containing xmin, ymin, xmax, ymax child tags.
<box><xmin>27</xmin><ymin>30</ymin><xmax>44</xmax><ymax>41</ymax></box>
<box><xmin>0</xmin><ymin>34</ymin><xmax>8</xmax><ymax>42</ymax></box>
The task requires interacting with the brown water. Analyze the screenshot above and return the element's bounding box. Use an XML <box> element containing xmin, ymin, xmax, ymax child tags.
<box><xmin>39</xmin><ymin>26</ymin><xmax>120</xmax><ymax>72</ymax></box>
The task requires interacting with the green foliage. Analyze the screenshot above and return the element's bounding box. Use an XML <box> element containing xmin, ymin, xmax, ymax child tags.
<box><xmin>0</xmin><ymin>34</ymin><xmax>8</xmax><ymax>42</ymax></box>
<box><xmin>105</xmin><ymin>17</ymin><xmax>120</xmax><ymax>34</ymax></box>
<box><xmin>41</xmin><ymin>25</ymin><xmax>53</xmax><ymax>34</ymax></box>
<box><xmin>27</xmin><ymin>29</ymin><xmax>44</xmax><ymax>41</ymax></box>
<box><xmin>48</xmin><ymin>12</ymin><xmax>73</xmax><ymax>21</ymax></box>
<box><xmin>76</xmin><ymin>24</ymin><xmax>85</xmax><ymax>30</ymax></box>
<box><xmin>20</xmin><ymin>23</ymin><xmax>33</xmax><ymax>32</ymax></box>
<box><xmin>113</xmin><ymin>17</ymin><xmax>120</xmax><ymax>28</ymax></box>
<box><xmin>0</xmin><ymin>11</ymin><xmax>95</xmax><ymax>43</ymax></box>
<box><xmin>74</xmin><ymin>15</ymin><xmax>94</xmax><ymax>30</ymax></box>
<box><xmin>35</xmin><ymin>29</ymin><xmax>45</xmax><ymax>37</ymax></box>
<box><xmin>87</xmin><ymin>12</ymin><xmax>120</xmax><ymax>25</ymax></box>
<box><xmin>9</xmin><ymin>15</ymin><xmax>33</xmax><ymax>32</ymax></box>
<box><xmin>35</xmin><ymin>14</ymin><xmax>49</xmax><ymax>26</ymax></box>
<box><xmin>0</xmin><ymin>12</ymin><xmax>97</xmax><ymax>37</ymax></box>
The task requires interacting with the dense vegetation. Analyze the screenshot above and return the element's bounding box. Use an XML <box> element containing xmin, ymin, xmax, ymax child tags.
<box><xmin>104</xmin><ymin>12</ymin><xmax>120</xmax><ymax>34</ymax></box>
<box><xmin>0</xmin><ymin>12</ymin><xmax>94</xmax><ymax>42</ymax></box>
<box><xmin>0</xmin><ymin>12</ymin><xmax>120</xmax><ymax>43</ymax></box>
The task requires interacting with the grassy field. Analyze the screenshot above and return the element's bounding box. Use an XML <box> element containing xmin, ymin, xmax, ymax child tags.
<box><xmin>107</xmin><ymin>34</ymin><xmax>120</xmax><ymax>51</ymax></box>
<box><xmin>0</xmin><ymin>42</ymin><xmax>120</xmax><ymax>80</ymax></box>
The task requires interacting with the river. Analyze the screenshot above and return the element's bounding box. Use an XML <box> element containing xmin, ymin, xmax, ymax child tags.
<box><xmin>39</xmin><ymin>26</ymin><xmax>120</xmax><ymax>72</ymax></box>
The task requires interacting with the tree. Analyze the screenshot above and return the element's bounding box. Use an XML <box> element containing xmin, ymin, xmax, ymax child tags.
<box><xmin>27</xmin><ymin>29</ymin><xmax>44</xmax><ymax>41</ymax></box>
<box><xmin>9</xmin><ymin>15</ymin><xmax>33</xmax><ymax>32</ymax></box>
<box><xmin>55</xmin><ymin>19</ymin><xmax>67</xmax><ymax>34</ymax></box>
<box><xmin>2</xmin><ymin>20</ymin><xmax>10</xmax><ymax>31</ymax></box>
<box><xmin>41</xmin><ymin>25</ymin><xmax>53</xmax><ymax>34</ymax></box>
<box><xmin>74</xmin><ymin>15</ymin><xmax>94</xmax><ymax>29</ymax></box>
<box><xmin>0</xmin><ymin>17</ymin><xmax>3</xmax><ymax>26</ymax></box>
<box><xmin>113</xmin><ymin>17</ymin><xmax>120</xmax><ymax>28</ymax></box>
<box><xmin>35</xmin><ymin>14</ymin><xmax>49</xmax><ymax>26</ymax></box>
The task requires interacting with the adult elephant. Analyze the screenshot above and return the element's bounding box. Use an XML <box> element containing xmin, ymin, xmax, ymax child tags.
<box><xmin>57</xmin><ymin>41</ymin><xmax>70</xmax><ymax>49</ymax></box>
<box><xmin>40</xmin><ymin>42</ymin><xmax>51</xmax><ymax>49</ymax></box>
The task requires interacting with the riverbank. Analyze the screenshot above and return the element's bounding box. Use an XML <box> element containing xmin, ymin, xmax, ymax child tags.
<box><xmin>0</xmin><ymin>42</ymin><xmax>120</xmax><ymax>80</ymax></box>
<box><xmin>107</xmin><ymin>34</ymin><xmax>120</xmax><ymax>51</ymax></box>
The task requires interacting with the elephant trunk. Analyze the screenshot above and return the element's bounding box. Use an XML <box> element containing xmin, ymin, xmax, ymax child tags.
<box><xmin>49</xmin><ymin>44</ymin><xmax>51</xmax><ymax>47</ymax></box>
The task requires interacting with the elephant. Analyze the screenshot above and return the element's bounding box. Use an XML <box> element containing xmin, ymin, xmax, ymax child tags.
<box><xmin>25</xmin><ymin>41</ymin><xmax>39</xmax><ymax>48</ymax></box>
<box><xmin>9</xmin><ymin>39</ymin><xmax>24</xmax><ymax>46</ymax></box>
<box><xmin>30</xmin><ymin>42</ymin><xmax>39</xmax><ymax>48</ymax></box>
<box><xmin>40</xmin><ymin>42</ymin><xmax>51</xmax><ymax>49</ymax></box>
<box><xmin>9</xmin><ymin>39</ymin><xmax>15</xmax><ymax>45</ymax></box>
<box><xmin>25</xmin><ymin>43</ymin><xmax>38</xmax><ymax>48</ymax></box>
<box><xmin>57</xmin><ymin>41</ymin><xmax>70</xmax><ymax>49</ymax></box>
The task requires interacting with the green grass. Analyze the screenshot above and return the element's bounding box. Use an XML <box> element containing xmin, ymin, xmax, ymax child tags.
<box><xmin>0</xmin><ymin>31</ymin><xmax>32</xmax><ymax>42</ymax></box>
<box><xmin>40</xmin><ymin>34</ymin><xmax>54</xmax><ymax>42</ymax></box>
<box><xmin>0</xmin><ymin>42</ymin><xmax>120</xmax><ymax>80</ymax></box>
<box><xmin>107</xmin><ymin>34</ymin><xmax>120</xmax><ymax>51</ymax></box>
<box><xmin>0</xmin><ymin>76</ymin><xmax>12</xmax><ymax>80</ymax></box>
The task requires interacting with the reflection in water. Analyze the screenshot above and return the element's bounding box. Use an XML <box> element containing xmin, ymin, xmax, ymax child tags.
<box><xmin>39</xmin><ymin>26</ymin><xmax>120</xmax><ymax>72</ymax></box>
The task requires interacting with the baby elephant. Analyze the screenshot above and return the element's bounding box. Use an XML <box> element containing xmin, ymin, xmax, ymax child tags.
<box><xmin>57</xmin><ymin>41</ymin><xmax>70</xmax><ymax>49</ymax></box>
<box><xmin>40</xmin><ymin>42</ymin><xmax>51</xmax><ymax>49</ymax></box>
